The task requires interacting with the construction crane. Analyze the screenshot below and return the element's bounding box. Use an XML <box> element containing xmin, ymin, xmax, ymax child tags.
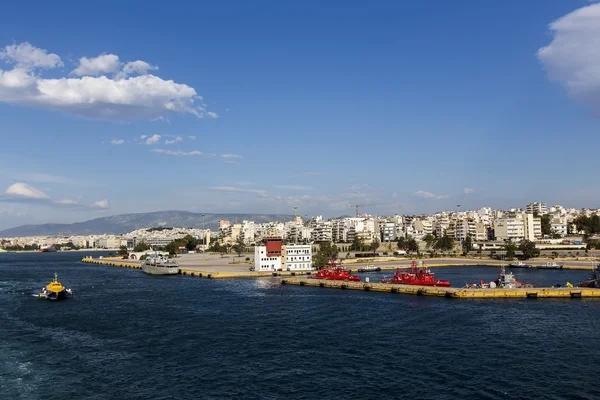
<box><xmin>349</xmin><ymin>203</ymin><xmax>393</xmax><ymax>217</ymax></box>
<box><xmin>349</xmin><ymin>204</ymin><xmax>375</xmax><ymax>217</ymax></box>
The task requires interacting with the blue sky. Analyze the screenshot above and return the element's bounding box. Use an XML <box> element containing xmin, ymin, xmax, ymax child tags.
<box><xmin>1</xmin><ymin>0</ymin><xmax>599</xmax><ymax>229</ymax></box>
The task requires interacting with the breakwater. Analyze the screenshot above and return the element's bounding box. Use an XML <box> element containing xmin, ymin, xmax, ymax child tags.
<box><xmin>281</xmin><ymin>277</ymin><xmax>600</xmax><ymax>299</ymax></box>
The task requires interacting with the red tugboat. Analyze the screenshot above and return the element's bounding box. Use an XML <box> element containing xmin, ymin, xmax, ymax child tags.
<box><xmin>310</xmin><ymin>260</ymin><xmax>360</xmax><ymax>282</ymax></box>
<box><xmin>381</xmin><ymin>261</ymin><xmax>451</xmax><ymax>287</ymax></box>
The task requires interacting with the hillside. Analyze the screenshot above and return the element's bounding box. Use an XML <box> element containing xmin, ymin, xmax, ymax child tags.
<box><xmin>0</xmin><ymin>210</ymin><xmax>294</xmax><ymax>237</ymax></box>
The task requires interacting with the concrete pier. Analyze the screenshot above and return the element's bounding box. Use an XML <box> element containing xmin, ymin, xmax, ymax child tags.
<box><xmin>281</xmin><ymin>277</ymin><xmax>600</xmax><ymax>299</ymax></box>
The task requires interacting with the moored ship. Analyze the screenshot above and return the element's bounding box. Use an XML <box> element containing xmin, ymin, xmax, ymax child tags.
<box><xmin>579</xmin><ymin>264</ymin><xmax>600</xmax><ymax>288</ymax></box>
<box><xmin>40</xmin><ymin>245</ymin><xmax>57</xmax><ymax>253</ymax></box>
<box><xmin>509</xmin><ymin>261</ymin><xmax>531</xmax><ymax>268</ymax></box>
<box><xmin>310</xmin><ymin>260</ymin><xmax>360</xmax><ymax>281</ymax></box>
<box><xmin>141</xmin><ymin>253</ymin><xmax>179</xmax><ymax>275</ymax></box>
<box><xmin>381</xmin><ymin>261</ymin><xmax>451</xmax><ymax>287</ymax></box>
<box><xmin>358</xmin><ymin>265</ymin><xmax>381</xmax><ymax>273</ymax></box>
<box><xmin>466</xmin><ymin>264</ymin><xmax>535</xmax><ymax>289</ymax></box>
<box><xmin>536</xmin><ymin>262</ymin><xmax>563</xmax><ymax>270</ymax></box>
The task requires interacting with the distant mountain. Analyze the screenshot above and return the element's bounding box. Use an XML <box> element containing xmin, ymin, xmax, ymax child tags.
<box><xmin>0</xmin><ymin>211</ymin><xmax>295</xmax><ymax>237</ymax></box>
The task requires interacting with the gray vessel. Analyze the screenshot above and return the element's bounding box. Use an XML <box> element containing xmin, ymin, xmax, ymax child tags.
<box><xmin>141</xmin><ymin>253</ymin><xmax>179</xmax><ymax>275</ymax></box>
<box><xmin>536</xmin><ymin>262</ymin><xmax>563</xmax><ymax>270</ymax></box>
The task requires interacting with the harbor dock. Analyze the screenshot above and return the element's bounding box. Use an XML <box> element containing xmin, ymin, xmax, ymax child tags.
<box><xmin>281</xmin><ymin>277</ymin><xmax>600</xmax><ymax>299</ymax></box>
<box><xmin>81</xmin><ymin>256</ymin><xmax>312</xmax><ymax>279</ymax></box>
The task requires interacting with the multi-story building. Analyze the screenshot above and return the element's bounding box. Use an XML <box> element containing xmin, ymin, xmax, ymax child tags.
<box><xmin>551</xmin><ymin>218</ymin><xmax>568</xmax><ymax>237</ymax></box>
<box><xmin>254</xmin><ymin>237</ymin><xmax>312</xmax><ymax>271</ymax></box>
<box><xmin>381</xmin><ymin>222</ymin><xmax>397</xmax><ymax>242</ymax></box>
<box><xmin>494</xmin><ymin>217</ymin><xmax>525</xmax><ymax>241</ymax></box>
<box><xmin>282</xmin><ymin>244</ymin><xmax>312</xmax><ymax>271</ymax></box>
<box><xmin>455</xmin><ymin>218</ymin><xmax>476</xmax><ymax>242</ymax></box>
<box><xmin>523</xmin><ymin>213</ymin><xmax>542</xmax><ymax>241</ymax></box>
<box><xmin>254</xmin><ymin>236</ymin><xmax>283</xmax><ymax>271</ymax></box>
<box><xmin>526</xmin><ymin>202</ymin><xmax>548</xmax><ymax>215</ymax></box>
<box><xmin>310</xmin><ymin>220</ymin><xmax>333</xmax><ymax>242</ymax></box>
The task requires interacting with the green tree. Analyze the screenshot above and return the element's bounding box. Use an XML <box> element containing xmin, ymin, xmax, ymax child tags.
<box><xmin>370</xmin><ymin>239</ymin><xmax>380</xmax><ymax>253</ymax></box>
<box><xmin>313</xmin><ymin>241</ymin><xmax>339</xmax><ymax>267</ymax></box>
<box><xmin>434</xmin><ymin>235</ymin><xmax>454</xmax><ymax>251</ymax></box>
<box><xmin>504</xmin><ymin>242</ymin><xmax>517</xmax><ymax>260</ymax></box>
<box><xmin>407</xmin><ymin>238</ymin><xmax>419</xmax><ymax>253</ymax></box>
<box><xmin>518</xmin><ymin>240</ymin><xmax>540</xmax><ymax>260</ymax></box>
<box><xmin>133</xmin><ymin>242</ymin><xmax>150</xmax><ymax>252</ymax></box>
<box><xmin>232</xmin><ymin>237</ymin><xmax>246</xmax><ymax>257</ymax></box>
<box><xmin>118</xmin><ymin>246</ymin><xmax>129</xmax><ymax>257</ymax></box>
<box><xmin>463</xmin><ymin>235</ymin><xmax>473</xmax><ymax>254</ymax></box>
<box><xmin>397</xmin><ymin>236</ymin><xmax>407</xmax><ymax>250</ymax></box>
<box><xmin>423</xmin><ymin>234</ymin><xmax>436</xmax><ymax>248</ymax></box>
<box><xmin>350</xmin><ymin>236</ymin><xmax>363</xmax><ymax>251</ymax></box>
<box><xmin>540</xmin><ymin>214</ymin><xmax>552</xmax><ymax>236</ymax></box>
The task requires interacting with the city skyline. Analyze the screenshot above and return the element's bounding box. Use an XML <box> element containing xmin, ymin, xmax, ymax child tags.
<box><xmin>2</xmin><ymin>0</ymin><xmax>600</xmax><ymax>229</ymax></box>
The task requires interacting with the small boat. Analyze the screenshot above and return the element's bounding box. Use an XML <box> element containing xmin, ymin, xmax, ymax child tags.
<box><xmin>358</xmin><ymin>265</ymin><xmax>381</xmax><ymax>273</ymax></box>
<box><xmin>509</xmin><ymin>261</ymin><xmax>531</xmax><ymax>268</ymax></box>
<box><xmin>310</xmin><ymin>260</ymin><xmax>360</xmax><ymax>281</ymax></box>
<box><xmin>466</xmin><ymin>264</ymin><xmax>535</xmax><ymax>289</ymax></box>
<box><xmin>536</xmin><ymin>262</ymin><xmax>563</xmax><ymax>270</ymax></box>
<box><xmin>381</xmin><ymin>261</ymin><xmax>451</xmax><ymax>287</ymax></box>
<box><xmin>579</xmin><ymin>264</ymin><xmax>600</xmax><ymax>288</ymax></box>
<box><xmin>141</xmin><ymin>252</ymin><xmax>179</xmax><ymax>275</ymax></box>
<box><xmin>39</xmin><ymin>272</ymin><xmax>73</xmax><ymax>300</ymax></box>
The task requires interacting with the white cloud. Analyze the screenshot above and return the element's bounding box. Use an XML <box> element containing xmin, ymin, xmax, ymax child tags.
<box><xmin>188</xmin><ymin>135</ymin><xmax>196</xmax><ymax>140</ymax></box>
<box><xmin>538</xmin><ymin>4</ymin><xmax>600</xmax><ymax>113</ymax></box>
<box><xmin>111</xmin><ymin>139</ymin><xmax>124</xmax><ymax>145</ymax></box>
<box><xmin>464</xmin><ymin>188</ymin><xmax>474</xmax><ymax>194</ymax></box>
<box><xmin>71</xmin><ymin>54</ymin><xmax>120</xmax><ymax>76</ymax></box>
<box><xmin>276</xmin><ymin>185</ymin><xmax>313</xmax><ymax>191</ymax></box>
<box><xmin>207</xmin><ymin>186</ymin><xmax>268</xmax><ymax>197</ymax></box>
<box><xmin>92</xmin><ymin>199</ymin><xmax>109</xmax><ymax>209</ymax></box>
<box><xmin>165</xmin><ymin>136</ymin><xmax>183</xmax><ymax>145</ymax></box>
<box><xmin>55</xmin><ymin>199</ymin><xmax>78</xmax><ymax>205</ymax></box>
<box><xmin>303</xmin><ymin>172</ymin><xmax>325</xmax><ymax>176</ymax></box>
<box><xmin>122</xmin><ymin>60</ymin><xmax>157</xmax><ymax>76</ymax></box>
<box><xmin>413</xmin><ymin>190</ymin><xmax>448</xmax><ymax>200</ymax></box>
<box><xmin>221</xmin><ymin>153</ymin><xmax>243</xmax><ymax>159</ymax></box>
<box><xmin>151</xmin><ymin>149</ymin><xmax>210</xmax><ymax>156</ymax></box>
<box><xmin>0</xmin><ymin>42</ymin><xmax>214</xmax><ymax>120</ymax></box>
<box><xmin>145</xmin><ymin>134</ymin><xmax>161</xmax><ymax>145</ymax></box>
<box><xmin>0</xmin><ymin>42</ymin><xmax>62</xmax><ymax>69</ymax></box>
<box><xmin>6</xmin><ymin>182</ymin><xmax>49</xmax><ymax>199</ymax></box>
<box><xmin>207</xmin><ymin>111</ymin><xmax>218</xmax><ymax>118</ymax></box>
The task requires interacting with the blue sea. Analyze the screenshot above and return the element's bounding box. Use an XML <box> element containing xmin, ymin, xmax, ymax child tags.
<box><xmin>1</xmin><ymin>252</ymin><xmax>599</xmax><ymax>399</ymax></box>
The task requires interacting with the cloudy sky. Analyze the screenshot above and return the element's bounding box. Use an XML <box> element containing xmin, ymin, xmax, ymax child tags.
<box><xmin>1</xmin><ymin>0</ymin><xmax>600</xmax><ymax>229</ymax></box>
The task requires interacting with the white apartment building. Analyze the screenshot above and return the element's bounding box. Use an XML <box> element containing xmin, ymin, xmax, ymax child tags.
<box><xmin>282</xmin><ymin>244</ymin><xmax>312</xmax><ymax>271</ymax></box>
<box><xmin>522</xmin><ymin>213</ymin><xmax>542</xmax><ymax>241</ymax></box>
<box><xmin>551</xmin><ymin>218</ymin><xmax>568</xmax><ymax>237</ymax></box>
<box><xmin>455</xmin><ymin>218</ymin><xmax>477</xmax><ymax>242</ymax></box>
<box><xmin>311</xmin><ymin>220</ymin><xmax>333</xmax><ymax>242</ymax></box>
<box><xmin>494</xmin><ymin>217</ymin><xmax>525</xmax><ymax>241</ymax></box>
<box><xmin>526</xmin><ymin>202</ymin><xmax>548</xmax><ymax>215</ymax></box>
<box><xmin>381</xmin><ymin>222</ymin><xmax>397</xmax><ymax>242</ymax></box>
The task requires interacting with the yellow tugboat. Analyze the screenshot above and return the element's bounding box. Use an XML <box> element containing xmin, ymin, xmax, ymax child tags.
<box><xmin>39</xmin><ymin>272</ymin><xmax>73</xmax><ymax>300</ymax></box>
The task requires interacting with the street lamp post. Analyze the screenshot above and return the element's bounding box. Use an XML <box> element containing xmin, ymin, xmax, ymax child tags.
<box><xmin>202</xmin><ymin>213</ymin><xmax>206</xmax><ymax>262</ymax></box>
<box><xmin>457</xmin><ymin>204</ymin><xmax>462</xmax><ymax>247</ymax></box>
<box><xmin>293</xmin><ymin>206</ymin><xmax>298</xmax><ymax>244</ymax></box>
